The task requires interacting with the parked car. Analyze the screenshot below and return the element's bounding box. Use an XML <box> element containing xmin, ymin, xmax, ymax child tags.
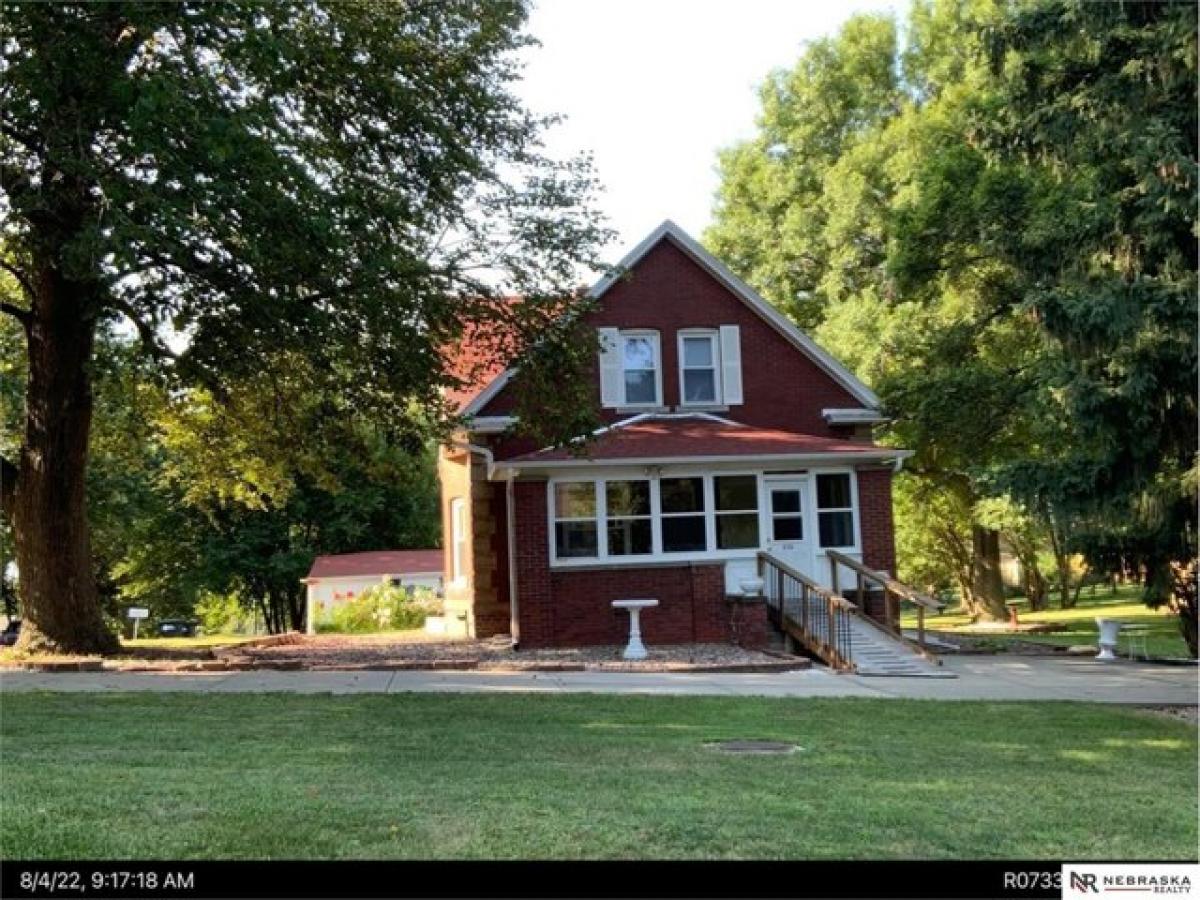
<box><xmin>0</xmin><ymin>619</ymin><xmax>20</xmax><ymax>646</ymax></box>
<box><xmin>155</xmin><ymin>619</ymin><xmax>198</xmax><ymax>638</ymax></box>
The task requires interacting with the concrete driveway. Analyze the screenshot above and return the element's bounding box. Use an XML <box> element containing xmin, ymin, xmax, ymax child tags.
<box><xmin>1</xmin><ymin>655</ymin><xmax>1195</xmax><ymax>703</ymax></box>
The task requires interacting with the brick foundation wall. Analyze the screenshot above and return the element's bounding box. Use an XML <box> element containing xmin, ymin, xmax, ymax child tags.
<box><xmin>513</xmin><ymin>480</ymin><xmax>768</xmax><ymax>650</ymax></box>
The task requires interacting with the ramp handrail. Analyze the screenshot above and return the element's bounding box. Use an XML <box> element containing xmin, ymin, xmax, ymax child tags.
<box><xmin>825</xmin><ymin>550</ymin><xmax>944</xmax><ymax>652</ymax></box>
<box><xmin>757</xmin><ymin>551</ymin><xmax>855</xmax><ymax>671</ymax></box>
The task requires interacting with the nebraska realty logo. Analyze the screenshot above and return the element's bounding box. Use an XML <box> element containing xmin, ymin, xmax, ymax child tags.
<box><xmin>1063</xmin><ymin>865</ymin><xmax>1199</xmax><ymax>898</ymax></box>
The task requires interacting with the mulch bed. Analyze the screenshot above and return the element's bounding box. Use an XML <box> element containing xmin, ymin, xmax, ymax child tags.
<box><xmin>0</xmin><ymin>633</ymin><xmax>810</xmax><ymax>674</ymax></box>
<box><xmin>215</xmin><ymin>634</ymin><xmax>808</xmax><ymax>673</ymax></box>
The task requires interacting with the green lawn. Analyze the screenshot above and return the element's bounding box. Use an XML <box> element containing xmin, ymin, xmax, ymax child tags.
<box><xmin>902</xmin><ymin>584</ymin><xmax>1192</xmax><ymax>659</ymax></box>
<box><xmin>2</xmin><ymin>693</ymin><xmax>1195</xmax><ymax>860</ymax></box>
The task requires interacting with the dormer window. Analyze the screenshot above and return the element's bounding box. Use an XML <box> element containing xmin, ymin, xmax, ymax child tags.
<box><xmin>622</xmin><ymin>332</ymin><xmax>660</xmax><ymax>405</ymax></box>
<box><xmin>679</xmin><ymin>330</ymin><xmax>720</xmax><ymax>405</ymax></box>
<box><xmin>599</xmin><ymin>328</ymin><xmax>662</xmax><ymax>408</ymax></box>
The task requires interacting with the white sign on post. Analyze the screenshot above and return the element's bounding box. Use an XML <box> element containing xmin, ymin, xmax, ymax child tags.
<box><xmin>127</xmin><ymin>606</ymin><xmax>149</xmax><ymax>639</ymax></box>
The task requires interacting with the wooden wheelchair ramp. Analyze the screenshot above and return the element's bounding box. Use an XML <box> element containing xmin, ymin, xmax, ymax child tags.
<box><xmin>758</xmin><ymin>551</ymin><xmax>954</xmax><ymax>677</ymax></box>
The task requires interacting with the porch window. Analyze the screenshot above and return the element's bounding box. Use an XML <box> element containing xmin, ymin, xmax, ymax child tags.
<box><xmin>553</xmin><ymin>481</ymin><xmax>598</xmax><ymax>558</ymax></box>
<box><xmin>679</xmin><ymin>331</ymin><xmax>719</xmax><ymax>404</ymax></box>
<box><xmin>606</xmin><ymin>480</ymin><xmax>652</xmax><ymax>556</ymax></box>
<box><xmin>660</xmin><ymin>476</ymin><xmax>706</xmax><ymax>552</ymax></box>
<box><xmin>816</xmin><ymin>473</ymin><xmax>855</xmax><ymax>548</ymax></box>
<box><xmin>714</xmin><ymin>475</ymin><xmax>759</xmax><ymax>549</ymax></box>
<box><xmin>622</xmin><ymin>332</ymin><xmax>660</xmax><ymax>405</ymax></box>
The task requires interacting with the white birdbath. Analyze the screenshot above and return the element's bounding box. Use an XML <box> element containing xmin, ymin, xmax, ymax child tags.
<box><xmin>612</xmin><ymin>598</ymin><xmax>658</xmax><ymax>660</ymax></box>
<box><xmin>1096</xmin><ymin>618</ymin><xmax>1123</xmax><ymax>661</ymax></box>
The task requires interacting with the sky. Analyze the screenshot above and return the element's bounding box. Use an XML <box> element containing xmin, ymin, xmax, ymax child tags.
<box><xmin>517</xmin><ymin>0</ymin><xmax>907</xmax><ymax>253</ymax></box>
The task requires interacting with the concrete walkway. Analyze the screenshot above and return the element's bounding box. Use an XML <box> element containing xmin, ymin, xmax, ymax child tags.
<box><xmin>1</xmin><ymin>655</ymin><xmax>1196</xmax><ymax>703</ymax></box>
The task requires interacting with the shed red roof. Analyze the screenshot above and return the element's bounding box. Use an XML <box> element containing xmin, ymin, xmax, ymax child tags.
<box><xmin>306</xmin><ymin>550</ymin><xmax>442</xmax><ymax>580</ymax></box>
<box><xmin>507</xmin><ymin>415</ymin><xmax>898</xmax><ymax>464</ymax></box>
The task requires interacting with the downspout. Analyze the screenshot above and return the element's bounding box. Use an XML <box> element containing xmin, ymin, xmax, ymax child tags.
<box><xmin>464</xmin><ymin>442</ymin><xmax>520</xmax><ymax>647</ymax></box>
<box><xmin>466</xmin><ymin>442</ymin><xmax>496</xmax><ymax>479</ymax></box>
<box><xmin>505</xmin><ymin>472</ymin><xmax>520</xmax><ymax>649</ymax></box>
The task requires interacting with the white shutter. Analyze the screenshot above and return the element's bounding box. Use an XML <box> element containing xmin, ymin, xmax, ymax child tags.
<box><xmin>720</xmin><ymin>325</ymin><xmax>743</xmax><ymax>405</ymax></box>
<box><xmin>598</xmin><ymin>327</ymin><xmax>622</xmax><ymax>408</ymax></box>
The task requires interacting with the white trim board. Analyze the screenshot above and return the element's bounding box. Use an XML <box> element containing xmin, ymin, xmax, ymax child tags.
<box><xmin>503</xmin><ymin>448</ymin><xmax>911</xmax><ymax>473</ymax></box>
<box><xmin>462</xmin><ymin>219</ymin><xmax>880</xmax><ymax>418</ymax></box>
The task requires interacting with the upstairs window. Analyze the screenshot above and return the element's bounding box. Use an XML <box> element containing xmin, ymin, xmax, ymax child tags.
<box><xmin>679</xmin><ymin>331</ymin><xmax>720</xmax><ymax>405</ymax></box>
<box><xmin>600</xmin><ymin>328</ymin><xmax>663</xmax><ymax>408</ymax></box>
<box><xmin>621</xmin><ymin>332</ymin><xmax>661</xmax><ymax>405</ymax></box>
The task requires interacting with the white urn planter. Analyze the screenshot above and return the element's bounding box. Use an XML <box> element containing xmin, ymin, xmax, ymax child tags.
<box><xmin>1095</xmin><ymin>617</ymin><xmax>1123</xmax><ymax>661</ymax></box>
<box><xmin>738</xmin><ymin>576</ymin><xmax>765</xmax><ymax>597</ymax></box>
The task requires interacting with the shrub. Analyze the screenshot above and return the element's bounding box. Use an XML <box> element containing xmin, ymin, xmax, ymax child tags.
<box><xmin>316</xmin><ymin>580</ymin><xmax>441</xmax><ymax>634</ymax></box>
<box><xmin>196</xmin><ymin>591</ymin><xmax>257</xmax><ymax>635</ymax></box>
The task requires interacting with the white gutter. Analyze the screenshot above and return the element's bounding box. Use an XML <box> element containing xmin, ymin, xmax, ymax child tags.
<box><xmin>465</xmin><ymin>443</ymin><xmax>497</xmax><ymax>480</ymax></box>
<box><xmin>822</xmin><ymin>408</ymin><xmax>888</xmax><ymax>426</ymax></box>
<box><xmin>503</xmin><ymin>449</ymin><xmax>914</xmax><ymax>471</ymax></box>
<box><xmin>466</xmin><ymin>415</ymin><xmax>517</xmax><ymax>435</ymax></box>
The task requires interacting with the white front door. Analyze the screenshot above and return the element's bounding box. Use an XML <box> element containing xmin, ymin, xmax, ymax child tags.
<box><xmin>764</xmin><ymin>478</ymin><xmax>813</xmax><ymax>579</ymax></box>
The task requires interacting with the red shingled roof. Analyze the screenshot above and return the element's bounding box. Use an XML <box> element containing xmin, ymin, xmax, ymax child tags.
<box><xmin>508</xmin><ymin>415</ymin><xmax>893</xmax><ymax>463</ymax></box>
<box><xmin>306</xmin><ymin>550</ymin><xmax>442</xmax><ymax>580</ymax></box>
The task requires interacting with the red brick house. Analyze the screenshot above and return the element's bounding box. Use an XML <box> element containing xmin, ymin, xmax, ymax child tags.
<box><xmin>438</xmin><ymin>220</ymin><xmax>909</xmax><ymax>650</ymax></box>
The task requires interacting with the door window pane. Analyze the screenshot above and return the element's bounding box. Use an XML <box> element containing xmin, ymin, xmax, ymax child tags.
<box><xmin>771</xmin><ymin>490</ymin><xmax>801</xmax><ymax>514</ymax></box>
<box><xmin>772</xmin><ymin>517</ymin><xmax>803</xmax><ymax>541</ymax></box>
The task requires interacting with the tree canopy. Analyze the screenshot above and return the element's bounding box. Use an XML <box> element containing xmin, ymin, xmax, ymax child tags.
<box><xmin>0</xmin><ymin>0</ymin><xmax>608</xmax><ymax>652</ymax></box>
<box><xmin>707</xmin><ymin>0</ymin><xmax>1197</xmax><ymax>652</ymax></box>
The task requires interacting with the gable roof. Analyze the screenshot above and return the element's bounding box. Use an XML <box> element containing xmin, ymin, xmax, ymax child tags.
<box><xmin>505</xmin><ymin>413</ymin><xmax>906</xmax><ymax>468</ymax></box>
<box><xmin>305</xmin><ymin>550</ymin><xmax>442</xmax><ymax>580</ymax></box>
<box><xmin>462</xmin><ymin>220</ymin><xmax>879</xmax><ymax>416</ymax></box>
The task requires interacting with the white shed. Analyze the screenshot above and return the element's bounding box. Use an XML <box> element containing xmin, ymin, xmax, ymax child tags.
<box><xmin>302</xmin><ymin>550</ymin><xmax>442</xmax><ymax>634</ymax></box>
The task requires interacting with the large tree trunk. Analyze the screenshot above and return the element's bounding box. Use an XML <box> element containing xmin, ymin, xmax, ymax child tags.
<box><xmin>1168</xmin><ymin>560</ymin><xmax>1197</xmax><ymax>659</ymax></box>
<box><xmin>969</xmin><ymin>525</ymin><xmax>1008</xmax><ymax>621</ymax></box>
<box><xmin>1047</xmin><ymin>522</ymin><xmax>1076</xmax><ymax>609</ymax></box>
<box><xmin>3</xmin><ymin>268</ymin><xmax>116</xmax><ymax>655</ymax></box>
